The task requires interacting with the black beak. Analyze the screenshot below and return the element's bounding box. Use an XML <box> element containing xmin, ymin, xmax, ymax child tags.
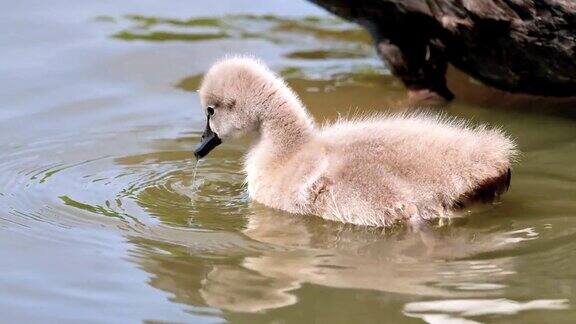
<box><xmin>194</xmin><ymin>117</ymin><xmax>222</xmax><ymax>159</ymax></box>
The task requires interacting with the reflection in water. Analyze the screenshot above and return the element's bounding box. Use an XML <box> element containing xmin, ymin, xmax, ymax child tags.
<box><xmin>404</xmin><ymin>298</ymin><xmax>569</xmax><ymax>323</ymax></box>
<box><xmin>125</xmin><ymin>193</ymin><xmax>575</xmax><ymax>320</ymax></box>
<box><xmin>122</xmin><ymin>170</ymin><xmax>536</xmax><ymax>312</ymax></box>
<box><xmin>113</xmin><ymin>14</ymin><xmax>371</xmax><ymax>45</ymax></box>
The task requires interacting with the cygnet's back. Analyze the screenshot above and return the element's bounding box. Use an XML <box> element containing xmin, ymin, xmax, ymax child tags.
<box><xmin>313</xmin><ymin>114</ymin><xmax>516</xmax><ymax>226</ymax></box>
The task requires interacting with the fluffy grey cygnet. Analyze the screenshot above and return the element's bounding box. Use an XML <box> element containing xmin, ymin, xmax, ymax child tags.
<box><xmin>194</xmin><ymin>56</ymin><xmax>517</xmax><ymax>227</ymax></box>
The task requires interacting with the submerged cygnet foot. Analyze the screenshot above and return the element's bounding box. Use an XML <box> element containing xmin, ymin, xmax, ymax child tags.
<box><xmin>193</xmin><ymin>56</ymin><xmax>517</xmax><ymax>227</ymax></box>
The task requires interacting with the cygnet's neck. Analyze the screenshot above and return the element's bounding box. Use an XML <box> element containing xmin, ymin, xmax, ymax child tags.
<box><xmin>256</xmin><ymin>83</ymin><xmax>315</xmax><ymax>160</ymax></box>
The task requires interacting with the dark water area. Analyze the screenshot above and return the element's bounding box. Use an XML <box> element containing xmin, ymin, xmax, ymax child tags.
<box><xmin>1</xmin><ymin>0</ymin><xmax>575</xmax><ymax>323</ymax></box>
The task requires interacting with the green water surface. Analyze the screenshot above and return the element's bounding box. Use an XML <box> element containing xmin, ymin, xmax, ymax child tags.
<box><xmin>1</xmin><ymin>0</ymin><xmax>575</xmax><ymax>323</ymax></box>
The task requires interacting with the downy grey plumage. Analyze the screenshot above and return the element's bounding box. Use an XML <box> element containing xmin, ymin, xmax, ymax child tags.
<box><xmin>195</xmin><ymin>56</ymin><xmax>517</xmax><ymax>227</ymax></box>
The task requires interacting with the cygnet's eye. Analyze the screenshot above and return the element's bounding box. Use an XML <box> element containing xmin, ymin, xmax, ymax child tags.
<box><xmin>207</xmin><ymin>106</ymin><xmax>215</xmax><ymax>116</ymax></box>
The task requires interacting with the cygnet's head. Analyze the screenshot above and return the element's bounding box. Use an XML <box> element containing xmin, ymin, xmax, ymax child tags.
<box><xmin>194</xmin><ymin>56</ymin><xmax>304</xmax><ymax>158</ymax></box>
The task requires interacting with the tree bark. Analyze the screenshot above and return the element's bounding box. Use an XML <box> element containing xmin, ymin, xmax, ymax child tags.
<box><xmin>308</xmin><ymin>0</ymin><xmax>576</xmax><ymax>100</ymax></box>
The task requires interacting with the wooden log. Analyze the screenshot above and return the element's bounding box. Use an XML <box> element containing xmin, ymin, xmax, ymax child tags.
<box><xmin>308</xmin><ymin>0</ymin><xmax>576</xmax><ymax>100</ymax></box>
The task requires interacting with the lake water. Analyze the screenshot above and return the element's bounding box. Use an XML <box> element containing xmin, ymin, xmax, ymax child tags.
<box><xmin>1</xmin><ymin>0</ymin><xmax>575</xmax><ymax>323</ymax></box>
